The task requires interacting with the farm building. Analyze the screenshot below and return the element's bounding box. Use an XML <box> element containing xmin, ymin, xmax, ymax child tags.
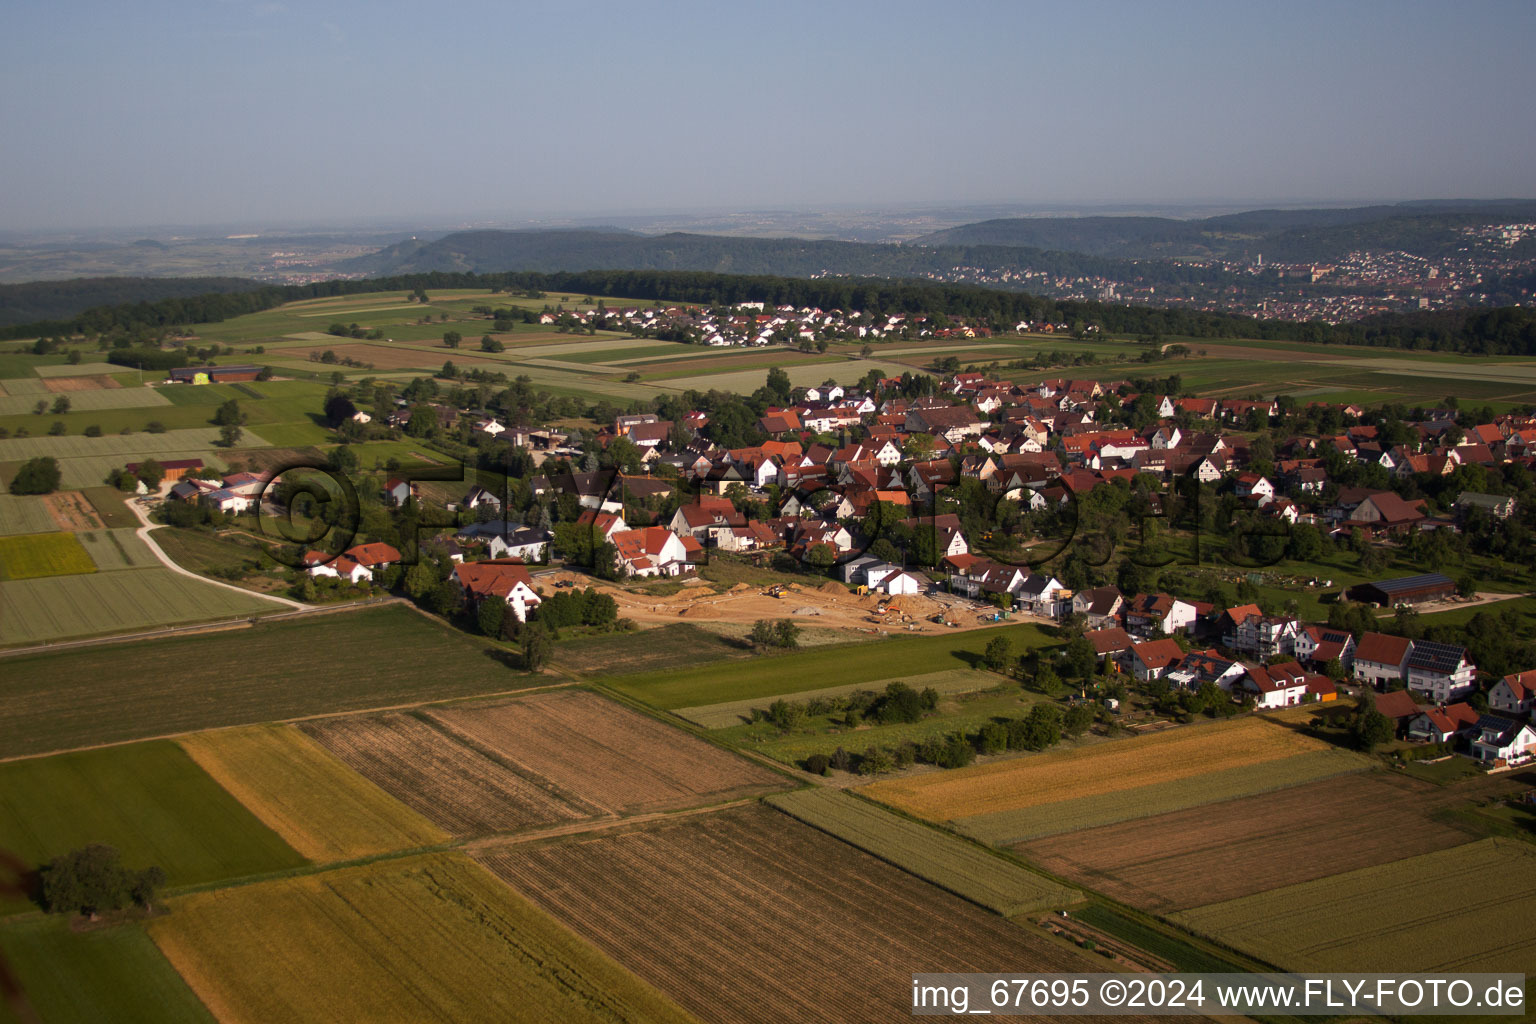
<box><xmin>128</xmin><ymin>458</ymin><xmax>203</xmax><ymax>482</ymax></box>
<box><xmin>1345</xmin><ymin>573</ymin><xmax>1456</xmax><ymax>608</ymax></box>
<box><xmin>167</xmin><ymin>365</ymin><xmax>263</xmax><ymax>383</ymax></box>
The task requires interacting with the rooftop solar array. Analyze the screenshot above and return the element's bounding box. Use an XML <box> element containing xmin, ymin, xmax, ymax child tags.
<box><xmin>1365</xmin><ymin>573</ymin><xmax>1455</xmax><ymax>595</ymax></box>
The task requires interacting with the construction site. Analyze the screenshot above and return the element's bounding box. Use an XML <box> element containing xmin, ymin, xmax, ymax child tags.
<box><xmin>533</xmin><ymin>569</ymin><xmax>1041</xmax><ymax>637</ymax></box>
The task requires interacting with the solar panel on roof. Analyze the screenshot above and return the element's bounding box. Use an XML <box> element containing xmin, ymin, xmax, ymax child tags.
<box><xmin>1408</xmin><ymin>640</ymin><xmax>1468</xmax><ymax>673</ymax></box>
<box><xmin>1369</xmin><ymin>573</ymin><xmax>1455</xmax><ymax>595</ymax></box>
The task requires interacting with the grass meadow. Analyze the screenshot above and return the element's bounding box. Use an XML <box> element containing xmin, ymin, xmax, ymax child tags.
<box><xmin>0</xmin><ymin>917</ymin><xmax>214</xmax><ymax>1024</ymax></box>
<box><xmin>602</xmin><ymin>622</ymin><xmax>1055</xmax><ymax>710</ymax></box>
<box><xmin>0</xmin><ymin>740</ymin><xmax>305</xmax><ymax>914</ymax></box>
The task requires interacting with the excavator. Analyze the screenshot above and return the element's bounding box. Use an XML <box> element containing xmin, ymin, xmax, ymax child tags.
<box><xmin>763</xmin><ymin>583</ymin><xmax>788</xmax><ymax>599</ymax></box>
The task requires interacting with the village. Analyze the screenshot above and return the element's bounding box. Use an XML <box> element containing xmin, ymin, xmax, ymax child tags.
<box><xmin>138</xmin><ymin>331</ymin><xmax>1536</xmax><ymax>772</ymax></box>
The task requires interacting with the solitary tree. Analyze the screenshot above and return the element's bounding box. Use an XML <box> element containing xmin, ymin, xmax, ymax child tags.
<box><xmin>982</xmin><ymin>636</ymin><xmax>1013</xmax><ymax>673</ymax></box>
<box><xmin>41</xmin><ymin>844</ymin><xmax>164</xmax><ymax>919</ymax></box>
<box><xmin>521</xmin><ymin>621</ymin><xmax>553</xmax><ymax>671</ymax></box>
<box><xmin>443</xmin><ymin>330</ymin><xmax>462</xmax><ymax>349</ymax></box>
<box><xmin>10</xmin><ymin>456</ymin><xmax>61</xmax><ymax>495</ymax></box>
<box><xmin>51</xmin><ymin>396</ymin><xmax>71</xmax><ymax>415</ymax></box>
<box><xmin>219</xmin><ymin>423</ymin><xmax>243</xmax><ymax>447</ymax></box>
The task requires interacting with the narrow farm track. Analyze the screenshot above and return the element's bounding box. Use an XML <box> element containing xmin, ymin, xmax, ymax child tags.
<box><xmin>127</xmin><ymin>498</ymin><xmax>307</xmax><ymax>611</ymax></box>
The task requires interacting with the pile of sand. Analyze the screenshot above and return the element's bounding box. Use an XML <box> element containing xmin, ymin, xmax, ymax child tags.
<box><xmin>819</xmin><ymin>581</ymin><xmax>846</xmax><ymax>595</ymax></box>
<box><xmin>729</xmin><ymin>583</ymin><xmax>751</xmax><ymax>592</ymax></box>
<box><xmin>792</xmin><ymin>606</ymin><xmax>822</xmax><ymax>616</ymax></box>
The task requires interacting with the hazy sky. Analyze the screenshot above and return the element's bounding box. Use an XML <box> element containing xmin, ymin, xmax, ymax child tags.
<box><xmin>3</xmin><ymin>0</ymin><xmax>1534</xmax><ymax>231</ymax></box>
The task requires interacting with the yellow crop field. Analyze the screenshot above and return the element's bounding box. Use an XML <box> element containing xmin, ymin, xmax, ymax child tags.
<box><xmin>1171</xmin><ymin>839</ymin><xmax>1536</xmax><ymax>973</ymax></box>
<box><xmin>864</xmin><ymin>717</ymin><xmax>1330</xmax><ymax>823</ymax></box>
<box><xmin>148</xmin><ymin>853</ymin><xmax>701</xmax><ymax>1024</ymax></box>
<box><xmin>0</xmin><ymin>531</ymin><xmax>97</xmax><ymax>580</ymax></box>
<box><xmin>177</xmin><ymin>724</ymin><xmax>446</xmax><ymax>862</ymax></box>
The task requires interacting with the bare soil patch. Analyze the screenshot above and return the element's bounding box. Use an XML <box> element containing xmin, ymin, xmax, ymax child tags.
<box><xmin>1018</xmin><ymin>772</ymin><xmax>1480</xmax><ymax>913</ymax></box>
<box><xmin>43</xmin><ymin>374</ymin><xmax>121</xmax><ymax>392</ymax></box>
<box><xmin>43</xmin><ymin>490</ymin><xmax>104</xmax><ymax>530</ymax></box>
<box><xmin>299</xmin><ymin>712</ymin><xmax>597</xmax><ymax>837</ymax></box>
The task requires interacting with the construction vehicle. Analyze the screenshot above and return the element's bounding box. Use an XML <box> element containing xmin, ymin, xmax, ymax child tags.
<box><xmin>873</xmin><ymin>601</ymin><xmax>889</xmax><ymax>616</ymax></box>
<box><xmin>763</xmin><ymin>584</ymin><xmax>787</xmax><ymax>599</ymax></box>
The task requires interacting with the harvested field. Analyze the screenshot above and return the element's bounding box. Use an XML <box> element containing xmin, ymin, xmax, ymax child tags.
<box><xmin>147</xmin><ymin>853</ymin><xmax>698</xmax><ymax>1024</ymax></box>
<box><xmin>425</xmin><ymin>690</ymin><xmax>787</xmax><ymax>816</ymax></box>
<box><xmin>1171</xmin><ymin>839</ymin><xmax>1536</xmax><ymax>973</ymax></box>
<box><xmin>0</xmin><ymin>385</ymin><xmax>167</xmax><ymax>415</ymax></box>
<box><xmin>0</xmin><ymin>494</ymin><xmax>58</xmax><ymax>536</ymax></box>
<box><xmin>476</xmin><ymin>803</ymin><xmax>1107</xmax><ymax>1024</ymax></box>
<box><xmin>300</xmin><ymin>712</ymin><xmax>595</xmax><ymax>837</ymax></box>
<box><xmin>0</xmin><ymin>377</ymin><xmax>47</xmax><ymax>395</ymax></box>
<box><xmin>1019</xmin><ymin>772</ymin><xmax>1477</xmax><ymax>912</ymax></box>
<box><xmin>674</xmin><ymin>668</ymin><xmax>1001</xmax><ymax>728</ymax></box>
<box><xmin>41</xmin><ymin>489</ymin><xmax>103</xmax><ymax>530</ymax></box>
<box><xmin>286</xmin><ymin>343</ymin><xmax>447</xmax><ymax>370</ymax></box>
<box><xmin>863</xmin><ymin>716</ymin><xmax>1338</xmax><ymax>825</ymax></box>
<box><xmin>959</xmin><ymin>748</ymin><xmax>1372</xmax><ymax>845</ymax></box>
<box><xmin>33</xmin><ymin>362</ymin><xmax>120</xmax><ymax>377</ymax></box>
<box><xmin>767</xmin><ymin>788</ymin><xmax>1077</xmax><ymax>916</ymax></box>
<box><xmin>178</xmin><ymin>724</ymin><xmax>448</xmax><ymax>862</ymax></box>
<box><xmin>0</xmin><ymin>531</ymin><xmax>97</xmax><ymax>580</ymax></box>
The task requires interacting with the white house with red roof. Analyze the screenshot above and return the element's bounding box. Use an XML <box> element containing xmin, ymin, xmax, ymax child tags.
<box><xmin>1490</xmin><ymin>671</ymin><xmax>1536</xmax><ymax>716</ymax></box>
<box><xmin>302</xmin><ymin>550</ymin><xmax>373</xmax><ymax>585</ymax></box>
<box><xmin>1353</xmin><ymin>631</ymin><xmax>1414</xmax><ymax>688</ymax></box>
<box><xmin>452</xmin><ymin>559</ymin><xmax>541</xmax><ymax>622</ymax></box>
<box><xmin>613</xmin><ymin>526</ymin><xmax>699</xmax><ymax>577</ymax></box>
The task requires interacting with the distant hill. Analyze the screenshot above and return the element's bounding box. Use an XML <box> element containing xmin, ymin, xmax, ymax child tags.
<box><xmin>911</xmin><ymin>200</ymin><xmax>1536</xmax><ymax>262</ymax></box>
<box><xmin>342</xmin><ymin>228</ymin><xmax>1149</xmax><ymax>282</ymax></box>
<box><xmin>0</xmin><ymin>275</ymin><xmax>260</xmax><ymax>328</ymax></box>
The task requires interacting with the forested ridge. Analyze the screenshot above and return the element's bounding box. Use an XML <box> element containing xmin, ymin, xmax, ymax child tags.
<box><xmin>3</xmin><ymin>269</ymin><xmax>1535</xmax><ymax>356</ymax></box>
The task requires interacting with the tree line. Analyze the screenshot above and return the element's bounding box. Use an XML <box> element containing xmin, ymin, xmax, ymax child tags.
<box><xmin>3</xmin><ymin>269</ymin><xmax>1535</xmax><ymax>355</ymax></box>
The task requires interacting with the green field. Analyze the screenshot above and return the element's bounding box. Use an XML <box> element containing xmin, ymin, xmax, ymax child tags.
<box><xmin>0</xmin><ymin>605</ymin><xmax>531</xmax><ymax>758</ymax></box>
<box><xmin>74</xmin><ymin>528</ymin><xmax>157</xmax><ymax>571</ymax></box>
<box><xmin>551</xmin><ymin>622</ymin><xmax>754</xmax><ymax>677</ymax></box>
<box><xmin>0</xmin><ymin>386</ymin><xmax>168</xmax><ymax>416</ymax></box>
<box><xmin>0</xmin><ymin>741</ymin><xmax>306</xmax><ymax>913</ymax></box>
<box><xmin>0</xmin><ymin>494</ymin><xmax>58</xmax><ymax>536</ymax></box>
<box><xmin>1171</xmin><ymin>839</ymin><xmax>1536</xmax><ymax>973</ymax></box>
<box><xmin>146</xmin><ymin>852</ymin><xmax>699</xmax><ymax>1024</ymax></box>
<box><xmin>767</xmin><ymin>789</ymin><xmax>1077</xmax><ymax>916</ymax></box>
<box><xmin>0</xmin><ymin>426</ymin><xmax>263</xmax><ymax>462</ymax></box>
<box><xmin>0</xmin><ymin>917</ymin><xmax>214</xmax><ymax>1024</ymax></box>
<box><xmin>81</xmin><ymin>486</ymin><xmax>138</xmax><ymax>529</ymax></box>
<box><xmin>673</xmin><ymin>668</ymin><xmax>1002</xmax><ymax>729</ymax></box>
<box><xmin>0</xmin><ymin>567</ymin><xmax>276</xmax><ymax>646</ymax></box>
<box><xmin>151</xmin><ymin>527</ymin><xmax>269</xmax><ymax>575</ymax></box>
<box><xmin>722</xmin><ymin>686</ymin><xmax>1048</xmax><ymax>765</ymax></box>
<box><xmin>962</xmin><ymin>748</ymin><xmax>1372</xmax><ymax>845</ymax></box>
<box><xmin>603</xmin><ymin>623</ymin><xmax>1055</xmax><ymax>710</ymax></box>
<box><xmin>0</xmin><ymin>532</ymin><xmax>97</xmax><ymax>580</ymax></box>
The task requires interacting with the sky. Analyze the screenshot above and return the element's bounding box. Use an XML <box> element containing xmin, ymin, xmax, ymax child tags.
<box><xmin>3</xmin><ymin>0</ymin><xmax>1534</xmax><ymax>231</ymax></box>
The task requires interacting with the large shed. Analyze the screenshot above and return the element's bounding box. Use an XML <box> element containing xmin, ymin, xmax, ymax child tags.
<box><xmin>1345</xmin><ymin>573</ymin><xmax>1456</xmax><ymax>607</ymax></box>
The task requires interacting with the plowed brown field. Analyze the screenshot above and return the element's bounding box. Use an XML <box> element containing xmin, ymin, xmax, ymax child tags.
<box><xmin>477</xmin><ymin>804</ymin><xmax>1192</xmax><ymax>1024</ymax></box>
<box><xmin>1018</xmin><ymin>772</ymin><xmax>1478</xmax><ymax>912</ymax></box>
<box><xmin>300</xmin><ymin>712</ymin><xmax>597</xmax><ymax>836</ymax></box>
<box><xmin>424</xmin><ymin>690</ymin><xmax>786</xmax><ymax>815</ymax></box>
<box><xmin>302</xmin><ymin>691</ymin><xmax>786</xmax><ymax>838</ymax></box>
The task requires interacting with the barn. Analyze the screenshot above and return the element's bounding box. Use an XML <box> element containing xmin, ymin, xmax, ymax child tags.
<box><xmin>1345</xmin><ymin>573</ymin><xmax>1456</xmax><ymax>608</ymax></box>
<box><xmin>168</xmin><ymin>365</ymin><xmax>263</xmax><ymax>384</ymax></box>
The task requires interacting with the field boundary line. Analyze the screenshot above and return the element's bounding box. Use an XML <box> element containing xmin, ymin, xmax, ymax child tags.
<box><xmin>126</xmin><ymin>498</ymin><xmax>307</xmax><ymax>611</ymax></box>
<box><xmin>462</xmin><ymin>798</ymin><xmax>761</xmax><ymax>852</ymax></box>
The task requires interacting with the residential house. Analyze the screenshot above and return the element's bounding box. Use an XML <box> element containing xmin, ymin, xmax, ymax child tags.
<box><xmin>1405</xmin><ymin>640</ymin><xmax>1478</xmax><ymax>703</ymax></box>
<box><xmin>1373</xmin><ymin>689</ymin><xmax>1423</xmax><ymax>736</ymax></box>
<box><xmin>1353</xmin><ymin>631</ymin><xmax>1414</xmax><ymax>688</ymax></box>
<box><xmin>1241</xmin><ymin>662</ymin><xmax>1316</xmax><ymax>709</ymax></box>
<box><xmin>612</xmin><ymin>526</ymin><xmax>700</xmax><ymax>577</ymax></box>
<box><xmin>1123</xmin><ymin>593</ymin><xmax>1199</xmax><ymax>636</ymax></box>
<box><xmin>384</xmin><ymin>477</ymin><xmax>418</xmax><ymax>507</ymax></box>
<box><xmin>1490</xmin><ymin>671</ymin><xmax>1536</xmax><ymax>716</ymax></box>
<box><xmin>1293</xmin><ymin>625</ymin><xmax>1357</xmax><ymax>674</ymax></box>
<box><xmin>1085</xmin><ymin>626</ymin><xmax>1134</xmax><ymax>668</ymax></box>
<box><xmin>1469</xmin><ymin>715</ymin><xmax>1536</xmax><ymax>764</ymax></box>
<box><xmin>1221</xmin><ymin>605</ymin><xmax>1300</xmax><ymax>660</ymax></box>
<box><xmin>1130</xmin><ymin>638</ymin><xmax>1185</xmax><ymax>681</ymax></box>
<box><xmin>301</xmin><ymin>550</ymin><xmax>373</xmax><ymax>585</ymax></box>
<box><xmin>1406</xmin><ymin>703</ymin><xmax>1480</xmax><ymax>744</ymax></box>
<box><xmin>1073</xmin><ymin>586</ymin><xmax>1125</xmax><ymax>630</ymax></box>
<box><xmin>452</xmin><ymin>559</ymin><xmax>542</xmax><ymax>623</ymax></box>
